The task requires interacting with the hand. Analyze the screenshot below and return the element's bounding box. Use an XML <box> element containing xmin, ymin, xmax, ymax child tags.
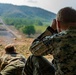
<box><xmin>50</xmin><ymin>19</ymin><xmax>57</xmax><ymax>30</ymax></box>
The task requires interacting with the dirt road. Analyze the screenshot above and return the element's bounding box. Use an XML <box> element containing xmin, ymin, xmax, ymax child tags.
<box><xmin>0</xmin><ymin>18</ymin><xmax>25</xmax><ymax>45</ymax></box>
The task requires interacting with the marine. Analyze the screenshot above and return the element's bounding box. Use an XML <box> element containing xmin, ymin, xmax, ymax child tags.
<box><xmin>0</xmin><ymin>44</ymin><xmax>26</xmax><ymax>75</ymax></box>
<box><xmin>25</xmin><ymin>7</ymin><xmax>76</xmax><ymax>75</ymax></box>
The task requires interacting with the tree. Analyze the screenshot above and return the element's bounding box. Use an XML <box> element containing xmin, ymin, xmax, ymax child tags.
<box><xmin>38</xmin><ymin>20</ymin><xmax>43</xmax><ymax>26</ymax></box>
<box><xmin>22</xmin><ymin>25</ymin><xmax>36</xmax><ymax>37</ymax></box>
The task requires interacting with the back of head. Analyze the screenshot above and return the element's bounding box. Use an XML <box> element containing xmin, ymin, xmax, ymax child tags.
<box><xmin>5</xmin><ymin>44</ymin><xmax>16</xmax><ymax>53</ymax></box>
<box><xmin>57</xmin><ymin>7</ymin><xmax>76</xmax><ymax>24</ymax></box>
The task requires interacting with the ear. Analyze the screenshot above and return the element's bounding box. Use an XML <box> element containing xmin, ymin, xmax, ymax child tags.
<box><xmin>57</xmin><ymin>21</ymin><xmax>61</xmax><ymax>32</ymax></box>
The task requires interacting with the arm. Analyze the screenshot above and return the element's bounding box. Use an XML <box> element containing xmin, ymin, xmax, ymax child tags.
<box><xmin>30</xmin><ymin>19</ymin><xmax>58</xmax><ymax>56</ymax></box>
<box><xmin>35</xmin><ymin>19</ymin><xmax>57</xmax><ymax>41</ymax></box>
<box><xmin>30</xmin><ymin>26</ymin><xmax>57</xmax><ymax>56</ymax></box>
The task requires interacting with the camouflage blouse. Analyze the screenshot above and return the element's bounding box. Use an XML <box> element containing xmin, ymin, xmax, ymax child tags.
<box><xmin>30</xmin><ymin>26</ymin><xmax>76</xmax><ymax>75</ymax></box>
<box><xmin>0</xmin><ymin>53</ymin><xmax>26</xmax><ymax>75</ymax></box>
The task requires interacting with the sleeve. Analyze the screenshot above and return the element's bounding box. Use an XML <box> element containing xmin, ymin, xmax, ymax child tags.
<box><xmin>0</xmin><ymin>58</ymin><xmax>2</xmax><ymax>70</ymax></box>
<box><xmin>29</xmin><ymin>26</ymin><xmax>58</xmax><ymax>56</ymax></box>
<box><xmin>17</xmin><ymin>54</ymin><xmax>26</xmax><ymax>64</ymax></box>
<box><xmin>21</xmin><ymin>55</ymin><xmax>26</xmax><ymax>63</ymax></box>
<box><xmin>0</xmin><ymin>58</ymin><xmax>2</xmax><ymax>64</ymax></box>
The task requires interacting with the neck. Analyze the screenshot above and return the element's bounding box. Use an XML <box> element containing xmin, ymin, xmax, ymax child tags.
<box><xmin>61</xmin><ymin>23</ymin><xmax>76</xmax><ymax>31</ymax></box>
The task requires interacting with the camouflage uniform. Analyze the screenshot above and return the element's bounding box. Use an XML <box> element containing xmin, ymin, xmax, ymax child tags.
<box><xmin>0</xmin><ymin>53</ymin><xmax>26</xmax><ymax>75</ymax></box>
<box><xmin>30</xmin><ymin>26</ymin><xmax>76</xmax><ymax>75</ymax></box>
<box><xmin>24</xmin><ymin>55</ymin><xmax>55</xmax><ymax>75</ymax></box>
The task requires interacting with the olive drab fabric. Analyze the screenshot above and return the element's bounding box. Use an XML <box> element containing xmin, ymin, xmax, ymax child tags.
<box><xmin>24</xmin><ymin>55</ymin><xmax>55</xmax><ymax>75</ymax></box>
<box><xmin>0</xmin><ymin>53</ymin><xmax>26</xmax><ymax>75</ymax></box>
<box><xmin>30</xmin><ymin>26</ymin><xmax>76</xmax><ymax>75</ymax></box>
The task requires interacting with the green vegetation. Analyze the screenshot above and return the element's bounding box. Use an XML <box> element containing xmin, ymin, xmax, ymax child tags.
<box><xmin>0</xmin><ymin>3</ymin><xmax>56</xmax><ymax>37</ymax></box>
<box><xmin>0</xmin><ymin>23</ymin><xmax>2</xmax><ymax>25</ymax></box>
<box><xmin>0</xmin><ymin>3</ymin><xmax>56</xmax><ymax>22</ymax></box>
<box><xmin>34</xmin><ymin>25</ymin><xmax>47</xmax><ymax>33</ymax></box>
<box><xmin>3</xmin><ymin>18</ymin><xmax>44</xmax><ymax>26</ymax></box>
<box><xmin>3</xmin><ymin>17</ymin><xmax>48</xmax><ymax>35</ymax></box>
<box><xmin>21</xmin><ymin>25</ymin><xmax>36</xmax><ymax>37</ymax></box>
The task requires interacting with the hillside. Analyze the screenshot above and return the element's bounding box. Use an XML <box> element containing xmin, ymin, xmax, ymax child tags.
<box><xmin>0</xmin><ymin>3</ymin><xmax>54</xmax><ymax>60</ymax></box>
<box><xmin>0</xmin><ymin>3</ymin><xmax>56</xmax><ymax>22</ymax></box>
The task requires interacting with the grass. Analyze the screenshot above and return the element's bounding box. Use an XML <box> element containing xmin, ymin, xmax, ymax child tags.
<box><xmin>34</xmin><ymin>25</ymin><xmax>48</xmax><ymax>33</ymax></box>
<box><xmin>0</xmin><ymin>38</ymin><xmax>33</xmax><ymax>58</ymax></box>
<box><xmin>0</xmin><ymin>38</ymin><xmax>53</xmax><ymax>60</ymax></box>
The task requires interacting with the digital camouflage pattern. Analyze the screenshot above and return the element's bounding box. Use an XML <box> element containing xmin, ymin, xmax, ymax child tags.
<box><xmin>24</xmin><ymin>55</ymin><xmax>55</xmax><ymax>75</ymax></box>
<box><xmin>30</xmin><ymin>26</ymin><xmax>76</xmax><ymax>75</ymax></box>
<box><xmin>0</xmin><ymin>53</ymin><xmax>26</xmax><ymax>75</ymax></box>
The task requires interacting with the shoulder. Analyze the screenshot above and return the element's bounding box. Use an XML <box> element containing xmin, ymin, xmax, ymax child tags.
<box><xmin>16</xmin><ymin>53</ymin><xmax>26</xmax><ymax>62</ymax></box>
<box><xmin>16</xmin><ymin>53</ymin><xmax>25</xmax><ymax>58</ymax></box>
<box><xmin>52</xmin><ymin>31</ymin><xmax>68</xmax><ymax>40</ymax></box>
